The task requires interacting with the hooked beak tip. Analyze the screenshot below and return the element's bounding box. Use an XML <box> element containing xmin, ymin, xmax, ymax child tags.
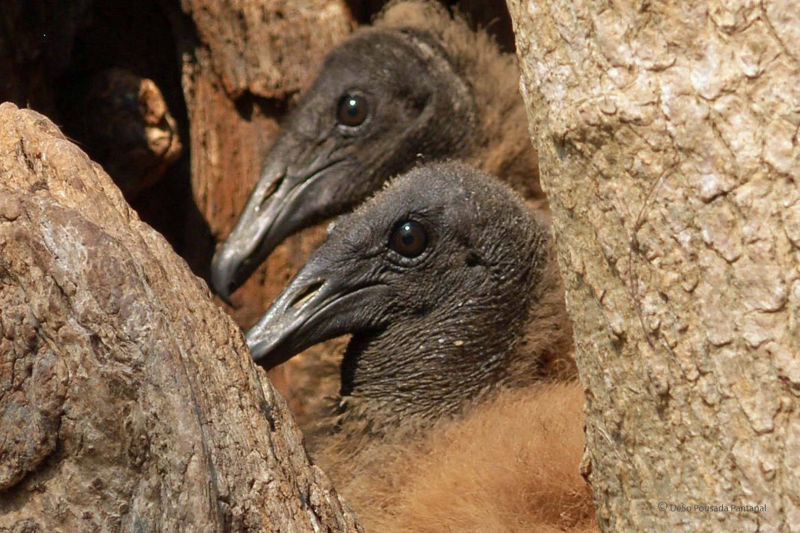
<box><xmin>244</xmin><ymin>276</ymin><xmax>328</xmax><ymax>369</ymax></box>
<box><xmin>216</xmin><ymin>290</ymin><xmax>233</xmax><ymax>308</ymax></box>
<box><xmin>246</xmin><ymin>337</ymin><xmax>265</xmax><ymax>362</ymax></box>
<box><xmin>246</xmin><ymin>329</ymin><xmax>285</xmax><ymax>369</ymax></box>
<box><xmin>210</xmin><ymin>246</ymin><xmax>240</xmax><ymax>306</ymax></box>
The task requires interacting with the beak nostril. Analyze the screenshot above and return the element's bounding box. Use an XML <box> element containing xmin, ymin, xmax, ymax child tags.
<box><xmin>259</xmin><ymin>175</ymin><xmax>284</xmax><ymax>210</ymax></box>
<box><xmin>289</xmin><ymin>280</ymin><xmax>324</xmax><ymax>309</ymax></box>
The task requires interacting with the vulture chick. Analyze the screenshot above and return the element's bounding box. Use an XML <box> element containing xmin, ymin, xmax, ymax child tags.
<box><xmin>211</xmin><ymin>0</ymin><xmax>539</xmax><ymax>301</ymax></box>
<box><xmin>247</xmin><ymin>162</ymin><xmax>591</xmax><ymax>530</ymax></box>
<box><xmin>247</xmin><ymin>162</ymin><xmax>572</xmax><ymax>433</ymax></box>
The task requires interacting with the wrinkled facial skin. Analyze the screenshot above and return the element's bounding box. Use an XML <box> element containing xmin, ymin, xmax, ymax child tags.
<box><xmin>246</xmin><ymin>163</ymin><xmax>541</xmax><ymax>378</ymax></box>
<box><xmin>211</xmin><ymin>28</ymin><xmax>476</xmax><ymax>301</ymax></box>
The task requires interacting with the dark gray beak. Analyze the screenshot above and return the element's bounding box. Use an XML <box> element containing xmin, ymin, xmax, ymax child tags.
<box><xmin>246</xmin><ymin>251</ymin><xmax>387</xmax><ymax>369</ymax></box>
<box><xmin>210</xmin><ymin>134</ymin><xmax>345</xmax><ymax>302</ymax></box>
<box><xmin>210</xmin><ymin>159</ymin><xmax>287</xmax><ymax>303</ymax></box>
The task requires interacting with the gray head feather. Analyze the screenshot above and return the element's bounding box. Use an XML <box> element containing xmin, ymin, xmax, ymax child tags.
<box><xmin>247</xmin><ymin>162</ymin><xmax>570</xmax><ymax>434</ymax></box>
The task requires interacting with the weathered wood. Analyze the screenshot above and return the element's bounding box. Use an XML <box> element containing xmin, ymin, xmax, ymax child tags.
<box><xmin>0</xmin><ymin>103</ymin><xmax>361</xmax><ymax>532</ymax></box>
<box><xmin>507</xmin><ymin>1</ymin><xmax>800</xmax><ymax>530</ymax></box>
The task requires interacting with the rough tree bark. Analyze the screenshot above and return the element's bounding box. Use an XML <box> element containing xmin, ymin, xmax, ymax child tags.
<box><xmin>507</xmin><ymin>1</ymin><xmax>800</xmax><ymax>531</ymax></box>
<box><xmin>0</xmin><ymin>103</ymin><xmax>361</xmax><ymax>532</ymax></box>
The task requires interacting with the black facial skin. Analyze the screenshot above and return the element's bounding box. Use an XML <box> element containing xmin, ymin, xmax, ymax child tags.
<box><xmin>246</xmin><ymin>163</ymin><xmax>549</xmax><ymax>430</ymax></box>
<box><xmin>210</xmin><ymin>28</ymin><xmax>477</xmax><ymax>302</ymax></box>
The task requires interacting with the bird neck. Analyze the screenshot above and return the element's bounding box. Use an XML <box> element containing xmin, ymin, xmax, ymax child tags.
<box><xmin>337</xmin><ymin>301</ymin><xmax>530</xmax><ymax>436</ymax></box>
<box><xmin>378</xmin><ymin>2</ymin><xmax>539</xmax><ymax>197</ymax></box>
<box><xmin>394</xmin><ymin>28</ymin><xmax>478</xmax><ymax>163</ymax></box>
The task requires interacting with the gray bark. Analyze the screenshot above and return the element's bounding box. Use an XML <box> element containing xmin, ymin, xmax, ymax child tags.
<box><xmin>507</xmin><ymin>1</ymin><xmax>800</xmax><ymax>531</ymax></box>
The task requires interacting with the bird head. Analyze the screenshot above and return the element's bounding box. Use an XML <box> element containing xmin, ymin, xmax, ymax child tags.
<box><xmin>247</xmin><ymin>163</ymin><xmax>554</xmax><ymax>427</ymax></box>
<box><xmin>211</xmin><ymin>27</ymin><xmax>477</xmax><ymax>301</ymax></box>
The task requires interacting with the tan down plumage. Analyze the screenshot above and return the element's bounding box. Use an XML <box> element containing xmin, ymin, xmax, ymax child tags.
<box><xmin>321</xmin><ymin>383</ymin><xmax>594</xmax><ymax>532</ymax></box>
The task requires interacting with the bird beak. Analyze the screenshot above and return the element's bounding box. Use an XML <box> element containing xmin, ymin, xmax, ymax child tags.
<box><xmin>246</xmin><ymin>251</ymin><xmax>386</xmax><ymax>369</ymax></box>
<box><xmin>210</xmin><ymin>133</ymin><xmax>345</xmax><ymax>302</ymax></box>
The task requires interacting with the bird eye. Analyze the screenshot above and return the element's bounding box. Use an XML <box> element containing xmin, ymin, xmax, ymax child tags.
<box><xmin>389</xmin><ymin>220</ymin><xmax>427</xmax><ymax>258</ymax></box>
<box><xmin>337</xmin><ymin>94</ymin><xmax>368</xmax><ymax>127</ymax></box>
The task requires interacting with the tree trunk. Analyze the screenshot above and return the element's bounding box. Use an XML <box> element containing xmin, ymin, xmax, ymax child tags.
<box><xmin>0</xmin><ymin>103</ymin><xmax>361</xmax><ymax>532</ymax></box>
<box><xmin>507</xmin><ymin>1</ymin><xmax>800</xmax><ymax>531</ymax></box>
